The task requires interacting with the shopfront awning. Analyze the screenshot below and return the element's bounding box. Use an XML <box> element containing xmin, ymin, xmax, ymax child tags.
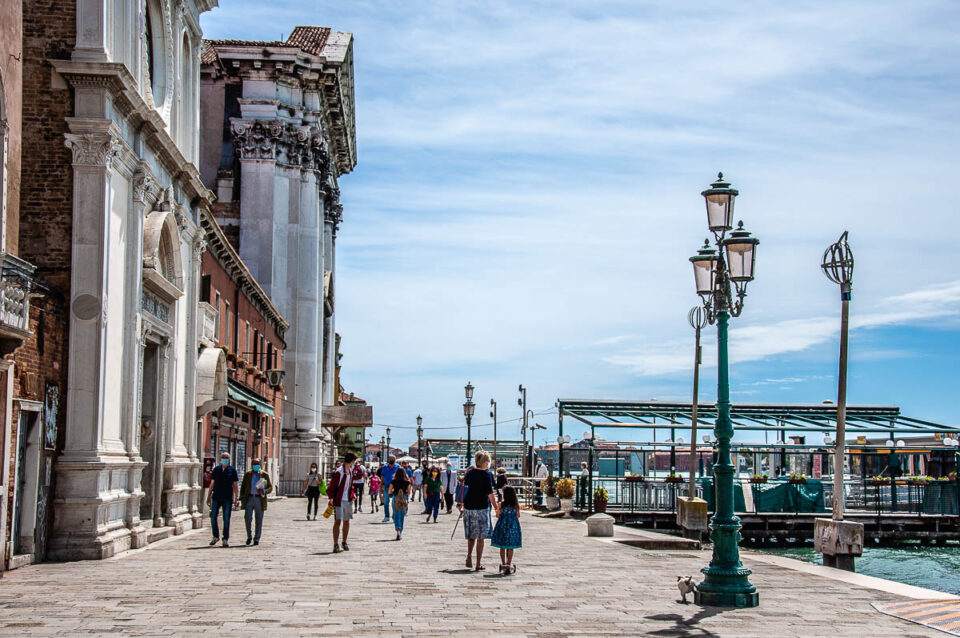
<box><xmin>228</xmin><ymin>380</ymin><xmax>275</xmax><ymax>416</ymax></box>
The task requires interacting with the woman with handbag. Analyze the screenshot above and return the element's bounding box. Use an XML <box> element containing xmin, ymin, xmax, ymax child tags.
<box><xmin>389</xmin><ymin>463</ymin><xmax>413</xmax><ymax>540</ymax></box>
<box><xmin>300</xmin><ymin>463</ymin><xmax>326</xmax><ymax>520</ymax></box>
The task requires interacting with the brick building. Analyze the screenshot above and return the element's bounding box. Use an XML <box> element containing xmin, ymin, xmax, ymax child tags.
<box><xmin>198</xmin><ymin>209</ymin><xmax>287</xmax><ymax>483</ymax></box>
<box><xmin>0</xmin><ymin>0</ymin><xmax>70</xmax><ymax>575</ymax></box>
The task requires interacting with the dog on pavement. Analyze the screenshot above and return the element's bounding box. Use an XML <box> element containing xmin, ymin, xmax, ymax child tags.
<box><xmin>677</xmin><ymin>576</ymin><xmax>697</xmax><ymax>603</ymax></box>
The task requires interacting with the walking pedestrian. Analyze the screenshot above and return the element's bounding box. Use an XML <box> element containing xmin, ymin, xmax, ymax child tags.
<box><xmin>380</xmin><ymin>456</ymin><xmax>401</xmax><ymax>523</ymax></box>
<box><xmin>240</xmin><ymin>457</ymin><xmax>273</xmax><ymax>546</ymax></box>
<box><xmin>492</xmin><ymin>485</ymin><xmax>523</xmax><ymax>575</ymax></box>
<box><xmin>458</xmin><ymin>451</ymin><xmax>499</xmax><ymax>571</ymax></box>
<box><xmin>535</xmin><ymin>459</ymin><xmax>548</xmax><ymax>506</ymax></box>
<box><xmin>423</xmin><ymin>467</ymin><xmax>442</xmax><ymax>523</ymax></box>
<box><xmin>328</xmin><ymin>452</ymin><xmax>358</xmax><ymax>553</ymax></box>
<box><xmin>352</xmin><ymin>462</ymin><xmax>366</xmax><ymax>512</ymax></box>
<box><xmin>413</xmin><ymin>464</ymin><xmax>424</xmax><ymax>503</ymax></box>
<box><xmin>389</xmin><ymin>460</ymin><xmax>412</xmax><ymax>540</ymax></box>
<box><xmin>440</xmin><ymin>462</ymin><xmax>456</xmax><ymax>513</ymax></box>
<box><xmin>301</xmin><ymin>462</ymin><xmax>326</xmax><ymax>520</ymax></box>
<box><xmin>206</xmin><ymin>452</ymin><xmax>239</xmax><ymax>547</ymax></box>
<box><xmin>369</xmin><ymin>472</ymin><xmax>381</xmax><ymax>513</ymax></box>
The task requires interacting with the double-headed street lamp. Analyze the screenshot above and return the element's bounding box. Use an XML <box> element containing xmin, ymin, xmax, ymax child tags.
<box><xmin>689</xmin><ymin>172</ymin><xmax>760</xmax><ymax>608</ymax></box>
<box><xmin>416</xmin><ymin>414</ymin><xmax>424</xmax><ymax>467</ymax></box>
<box><xmin>463</xmin><ymin>382</ymin><xmax>475</xmax><ymax>462</ymax></box>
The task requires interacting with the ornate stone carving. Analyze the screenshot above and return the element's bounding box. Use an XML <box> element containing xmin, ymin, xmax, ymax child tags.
<box><xmin>231</xmin><ymin>120</ymin><xmax>285</xmax><ymax>160</ymax></box>
<box><xmin>64</xmin><ymin>133</ymin><xmax>121</xmax><ymax>167</ymax></box>
<box><xmin>192</xmin><ymin>235</ymin><xmax>207</xmax><ymax>261</ymax></box>
<box><xmin>132</xmin><ymin>167</ymin><xmax>161</xmax><ymax>204</ymax></box>
<box><xmin>283</xmin><ymin>125</ymin><xmax>312</xmax><ymax>167</ymax></box>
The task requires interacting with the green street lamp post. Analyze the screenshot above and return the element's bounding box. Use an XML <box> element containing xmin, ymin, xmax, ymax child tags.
<box><xmin>416</xmin><ymin>415</ymin><xmax>424</xmax><ymax>467</ymax></box>
<box><xmin>690</xmin><ymin>173</ymin><xmax>760</xmax><ymax>608</ymax></box>
<box><xmin>463</xmin><ymin>382</ymin><xmax>475</xmax><ymax>462</ymax></box>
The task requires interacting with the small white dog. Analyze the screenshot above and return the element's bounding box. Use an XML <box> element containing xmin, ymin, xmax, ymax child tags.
<box><xmin>677</xmin><ymin>576</ymin><xmax>697</xmax><ymax>604</ymax></box>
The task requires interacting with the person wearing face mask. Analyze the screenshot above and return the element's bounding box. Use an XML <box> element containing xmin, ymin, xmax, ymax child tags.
<box><xmin>239</xmin><ymin>457</ymin><xmax>273</xmax><ymax>546</ymax></box>
<box><xmin>206</xmin><ymin>452</ymin><xmax>239</xmax><ymax>547</ymax></box>
<box><xmin>327</xmin><ymin>452</ymin><xmax>358</xmax><ymax>553</ymax></box>
<box><xmin>301</xmin><ymin>463</ymin><xmax>326</xmax><ymax>520</ymax></box>
<box><xmin>440</xmin><ymin>462</ymin><xmax>457</xmax><ymax>514</ymax></box>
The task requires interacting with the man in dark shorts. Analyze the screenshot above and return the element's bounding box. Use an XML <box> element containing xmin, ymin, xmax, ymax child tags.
<box><xmin>206</xmin><ymin>452</ymin><xmax>239</xmax><ymax>547</ymax></box>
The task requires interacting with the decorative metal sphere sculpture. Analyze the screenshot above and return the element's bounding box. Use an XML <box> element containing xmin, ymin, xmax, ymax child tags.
<box><xmin>821</xmin><ymin>231</ymin><xmax>854</xmax><ymax>289</ymax></box>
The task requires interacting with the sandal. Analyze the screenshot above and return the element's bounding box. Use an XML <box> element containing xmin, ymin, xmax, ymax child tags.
<box><xmin>465</xmin><ymin>556</ymin><xmax>472</xmax><ymax>568</ymax></box>
<box><xmin>475</xmin><ymin>564</ymin><xmax>485</xmax><ymax>571</ymax></box>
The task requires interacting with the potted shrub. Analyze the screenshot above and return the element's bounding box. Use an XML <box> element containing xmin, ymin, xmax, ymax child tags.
<box><xmin>664</xmin><ymin>473</ymin><xmax>684</xmax><ymax>484</ymax></box>
<box><xmin>556</xmin><ymin>478</ymin><xmax>576</xmax><ymax>512</ymax></box>
<box><xmin>870</xmin><ymin>475</ymin><xmax>891</xmax><ymax>485</ymax></box>
<box><xmin>593</xmin><ymin>487</ymin><xmax>609</xmax><ymax>513</ymax></box>
<box><xmin>749</xmin><ymin>474</ymin><xmax>768</xmax><ymax>484</ymax></box>
<box><xmin>788</xmin><ymin>474</ymin><xmax>807</xmax><ymax>485</ymax></box>
<box><xmin>908</xmin><ymin>475</ymin><xmax>932</xmax><ymax>486</ymax></box>
<box><xmin>544</xmin><ymin>476</ymin><xmax>560</xmax><ymax>510</ymax></box>
<box><xmin>624</xmin><ymin>473</ymin><xmax>645</xmax><ymax>483</ymax></box>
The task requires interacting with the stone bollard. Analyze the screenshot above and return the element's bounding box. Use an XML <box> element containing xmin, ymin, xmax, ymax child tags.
<box><xmin>586</xmin><ymin>513</ymin><xmax>615</xmax><ymax>537</ymax></box>
<box><xmin>814</xmin><ymin>518</ymin><xmax>864</xmax><ymax>572</ymax></box>
<box><xmin>676</xmin><ymin>497</ymin><xmax>709</xmax><ymax>541</ymax></box>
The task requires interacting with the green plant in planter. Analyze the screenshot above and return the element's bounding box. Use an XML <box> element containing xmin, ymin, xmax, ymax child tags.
<box><xmin>593</xmin><ymin>487</ymin><xmax>608</xmax><ymax>501</ymax></box>
<box><xmin>543</xmin><ymin>475</ymin><xmax>558</xmax><ymax>498</ymax></box>
<box><xmin>556</xmin><ymin>478</ymin><xmax>576</xmax><ymax>499</ymax></box>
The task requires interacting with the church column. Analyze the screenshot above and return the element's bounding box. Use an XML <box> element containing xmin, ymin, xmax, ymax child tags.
<box><xmin>321</xmin><ymin>200</ymin><xmax>340</xmax><ymax>409</ymax></box>
<box><xmin>294</xmin><ymin>169</ymin><xmax>321</xmax><ymax>437</ymax></box>
<box><xmin>49</xmin><ymin>127</ymin><xmax>132</xmax><ymax>560</ymax></box>
<box><xmin>125</xmin><ymin>165</ymin><xmax>159</xmax><ymax>549</ymax></box>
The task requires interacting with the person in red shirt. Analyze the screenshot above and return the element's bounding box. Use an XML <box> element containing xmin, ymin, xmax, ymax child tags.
<box><xmin>327</xmin><ymin>452</ymin><xmax>358</xmax><ymax>553</ymax></box>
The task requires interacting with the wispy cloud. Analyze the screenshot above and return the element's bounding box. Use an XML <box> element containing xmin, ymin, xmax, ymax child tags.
<box><xmin>200</xmin><ymin>1</ymin><xmax>960</xmax><ymax>440</ymax></box>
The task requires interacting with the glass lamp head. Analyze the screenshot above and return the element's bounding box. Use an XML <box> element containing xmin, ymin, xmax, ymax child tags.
<box><xmin>722</xmin><ymin>221</ymin><xmax>759</xmax><ymax>282</ymax></box>
<box><xmin>701</xmin><ymin>172</ymin><xmax>738</xmax><ymax>233</ymax></box>
<box><xmin>464</xmin><ymin>382</ymin><xmax>474</xmax><ymax>401</ymax></box>
<box><xmin>690</xmin><ymin>240</ymin><xmax>719</xmax><ymax>297</ymax></box>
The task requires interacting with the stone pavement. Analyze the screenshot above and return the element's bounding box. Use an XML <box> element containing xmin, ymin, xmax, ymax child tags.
<box><xmin>0</xmin><ymin>497</ymin><xmax>944</xmax><ymax>637</ymax></box>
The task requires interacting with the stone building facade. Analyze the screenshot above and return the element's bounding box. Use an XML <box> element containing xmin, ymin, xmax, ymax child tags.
<box><xmin>16</xmin><ymin>0</ymin><xmax>223</xmax><ymax>561</ymax></box>
<box><xmin>198</xmin><ymin>208</ymin><xmax>287</xmax><ymax>483</ymax></box>
<box><xmin>199</xmin><ymin>28</ymin><xmax>357</xmax><ymax>482</ymax></box>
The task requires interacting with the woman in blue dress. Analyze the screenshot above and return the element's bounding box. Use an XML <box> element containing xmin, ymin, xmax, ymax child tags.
<box><xmin>492</xmin><ymin>485</ymin><xmax>522</xmax><ymax>575</ymax></box>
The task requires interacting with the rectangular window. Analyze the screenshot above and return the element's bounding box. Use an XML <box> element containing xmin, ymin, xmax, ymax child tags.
<box><xmin>259</xmin><ymin>334</ymin><xmax>265</xmax><ymax>369</ymax></box>
<box><xmin>355</xmin><ymin>431</ymin><xmax>363</xmax><ymax>443</ymax></box>
<box><xmin>222</xmin><ymin>405</ymin><xmax>235</xmax><ymax>421</ymax></box>
<box><xmin>214</xmin><ymin>291</ymin><xmax>221</xmax><ymax>340</ymax></box>
<box><xmin>246</xmin><ymin>321</ymin><xmax>251</xmax><ymax>354</ymax></box>
<box><xmin>200</xmin><ymin>275</ymin><xmax>211</xmax><ymax>302</ymax></box>
<box><xmin>224</xmin><ymin>301</ymin><xmax>231</xmax><ymax>347</ymax></box>
<box><xmin>253</xmin><ymin>329</ymin><xmax>259</xmax><ymax>369</ymax></box>
<box><xmin>266</xmin><ymin>342</ymin><xmax>273</xmax><ymax>370</ymax></box>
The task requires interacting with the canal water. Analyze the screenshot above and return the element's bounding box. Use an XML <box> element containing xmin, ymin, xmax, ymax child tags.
<box><xmin>758</xmin><ymin>545</ymin><xmax>960</xmax><ymax>595</ymax></box>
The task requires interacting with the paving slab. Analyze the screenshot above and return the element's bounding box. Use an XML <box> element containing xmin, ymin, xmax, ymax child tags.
<box><xmin>0</xmin><ymin>497</ymin><xmax>947</xmax><ymax>636</ymax></box>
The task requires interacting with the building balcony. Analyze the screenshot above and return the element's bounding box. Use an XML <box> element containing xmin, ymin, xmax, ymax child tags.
<box><xmin>0</xmin><ymin>253</ymin><xmax>36</xmax><ymax>356</ymax></box>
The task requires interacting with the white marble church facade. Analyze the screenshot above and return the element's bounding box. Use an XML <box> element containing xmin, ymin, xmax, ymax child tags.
<box><xmin>43</xmin><ymin>0</ymin><xmax>225</xmax><ymax>559</ymax></box>
<box><xmin>199</xmin><ymin>28</ymin><xmax>357</xmax><ymax>480</ymax></box>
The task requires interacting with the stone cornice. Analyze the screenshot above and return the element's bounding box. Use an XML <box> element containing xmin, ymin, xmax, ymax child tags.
<box><xmin>198</xmin><ymin>208</ymin><xmax>289</xmax><ymax>338</ymax></box>
<box><xmin>49</xmin><ymin>59</ymin><xmax>215</xmax><ymax>207</ymax></box>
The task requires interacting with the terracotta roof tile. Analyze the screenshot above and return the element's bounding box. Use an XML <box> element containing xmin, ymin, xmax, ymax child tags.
<box><xmin>285</xmin><ymin>26</ymin><xmax>332</xmax><ymax>56</ymax></box>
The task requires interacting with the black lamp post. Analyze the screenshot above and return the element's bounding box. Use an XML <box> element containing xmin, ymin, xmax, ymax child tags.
<box><xmin>416</xmin><ymin>414</ymin><xmax>424</xmax><ymax>467</ymax></box>
<box><xmin>464</xmin><ymin>382</ymin><xmax>475</xmax><ymax>462</ymax></box>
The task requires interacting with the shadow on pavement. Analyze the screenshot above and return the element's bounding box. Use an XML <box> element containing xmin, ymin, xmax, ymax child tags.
<box><xmin>643</xmin><ymin>607</ymin><xmax>723</xmax><ymax>638</ymax></box>
<box><xmin>439</xmin><ymin>568</ymin><xmax>474</xmax><ymax>575</ymax></box>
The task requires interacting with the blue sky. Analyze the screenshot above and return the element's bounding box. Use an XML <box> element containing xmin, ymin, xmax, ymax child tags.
<box><xmin>202</xmin><ymin>1</ymin><xmax>960</xmax><ymax>448</ymax></box>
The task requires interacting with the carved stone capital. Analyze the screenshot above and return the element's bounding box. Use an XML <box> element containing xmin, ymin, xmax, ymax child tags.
<box><xmin>231</xmin><ymin>120</ymin><xmax>285</xmax><ymax>160</ymax></box>
<box><xmin>65</xmin><ymin>133</ymin><xmax>121</xmax><ymax>167</ymax></box>
<box><xmin>132</xmin><ymin>167</ymin><xmax>161</xmax><ymax>205</ymax></box>
<box><xmin>192</xmin><ymin>235</ymin><xmax>207</xmax><ymax>261</ymax></box>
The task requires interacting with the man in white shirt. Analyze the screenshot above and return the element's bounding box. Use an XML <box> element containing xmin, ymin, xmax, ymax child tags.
<box><xmin>413</xmin><ymin>465</ymin><xmax>424</xmax><ymax>502</ymax></box>
<box><xmin>535</xmin><ymin>459</ymin><xmax>549</xmax><ymax>505</ymax></box>
<box><xmin>440</xmin><ymin>462</ymin><xmax>457</xmax><ymax>513</ymax></box>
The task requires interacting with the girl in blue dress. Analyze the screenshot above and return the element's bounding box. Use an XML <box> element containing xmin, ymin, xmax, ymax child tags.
<box><xmin>492</xmin><ymin>485</ymin><xmax>522</xmax><ymax>575</ymax></box>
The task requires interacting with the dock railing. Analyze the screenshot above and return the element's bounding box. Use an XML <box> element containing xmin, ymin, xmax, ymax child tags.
<box><xmin>576</xmin><ymin>475</ymin><xmax>960</xmax><ymax>516</ymax></box>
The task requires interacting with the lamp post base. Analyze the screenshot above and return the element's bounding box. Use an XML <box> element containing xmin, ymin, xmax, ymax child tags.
<box><xmin>694</xmin><ymin>587</ymin><xmax>759</xmax><ymax>608</ymax></box>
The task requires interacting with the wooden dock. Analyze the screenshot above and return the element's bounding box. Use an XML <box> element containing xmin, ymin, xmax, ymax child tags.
<box><xmin>588</xmin><ymin>509</ymin><xmax>960</xmax><ymax>545</ymax></box>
